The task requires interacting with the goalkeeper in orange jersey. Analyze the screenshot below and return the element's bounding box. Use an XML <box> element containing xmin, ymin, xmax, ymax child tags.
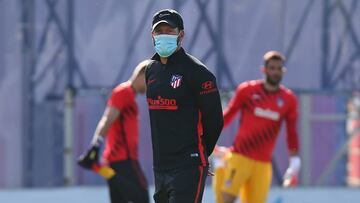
<box><xmin>212</xmin><ymin>51</ymin><xmax>301</xmax><ymax>203</ymax></box>
<box><xmin>77</xmin><ymin>60</ymin><xmax>150</xmax><ymax>203</ymax></box>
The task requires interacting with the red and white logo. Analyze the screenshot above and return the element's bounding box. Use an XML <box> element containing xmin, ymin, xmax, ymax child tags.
<box><xmin>202</xmin><ymin>81</ymin><xmax>214</xmax><ymax>90</ymax></box>
<box><xmin>147</xmin><ymin>96</ymin><xmax>178</xmax><ymax>110</ymax></box>
<box><xmin>170</xmin><ymin>75</ymin><xmax>182</xmax><ymax>89</ymax></box>
<box><xmin>199</xmin><ymin>80</ymin><xmax>217</xmax><ymax>95</ymax></box>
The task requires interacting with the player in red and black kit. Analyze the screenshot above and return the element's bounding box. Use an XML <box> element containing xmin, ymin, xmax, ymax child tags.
<box><xmin>146</xmin><ymin>9</ymin><xmax>224</xmax><ymax>203</ymax></box>
<box><xmin>212</xmin><ymin>51</ymin><xmax>301</xmax><ymax>203</ymax></box>
<box><xmin>78</xmin><ymin>60</ymin><xmax>150</xmax><ymax>203</ymax></box>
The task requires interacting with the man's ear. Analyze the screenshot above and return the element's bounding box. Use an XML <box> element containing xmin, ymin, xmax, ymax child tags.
<box><xmin>261</xmin><ymin>66</ymin><xmax>266</xmax><ymax>73</ymax></box>
<box><xmin>282</xmin><ymin>67</ymin><xmax>287</xmax><ymax>73</ymax></box>
<box><xmin>178</xmin><ymin>30</ymin><xmax>185</xmax><ymax>45</ymax></box>
<box><xmin>151</xmin><ymin>33</ymin><xmax>155</xmax><ymax>46</ymax></box>
<box><xmin>179</xmin><ymin>30</ymin><xmax>185</xmax><ymax>38</ymax></box>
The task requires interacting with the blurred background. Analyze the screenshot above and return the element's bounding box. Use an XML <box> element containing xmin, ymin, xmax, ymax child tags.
<box><xmin>1</xmin><ymin>0</ymin><xmax>360</xmax><ymax>202</ymax></box>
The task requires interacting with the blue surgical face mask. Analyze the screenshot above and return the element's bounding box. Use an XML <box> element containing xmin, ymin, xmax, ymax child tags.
<box><xmin>154</xmin><ymin>34</ymin><xmax>178</xmax><ymax>57</ymax></box>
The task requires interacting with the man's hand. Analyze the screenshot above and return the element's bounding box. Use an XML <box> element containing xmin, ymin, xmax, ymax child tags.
<box><xmin>207</xmin><ymin>169</ymin><xmax>215</xmax><ymax>176</ymax></box>
<box><xmin>77</xmin><ymin>136</ymin><xmax>115</xmax><ymax>179</ymax></box>
<box><xmin>211</xmin><ymin>145</ymin><xmax>230</xmax><ymax>169</ymax></box>
<box><xmin>283</xmin><ymin>156</ymin><xmax>301</xmax><ymax>188</ymax></box>
<box><xmin>77</xmin><ymin>136</ymin><xmax>104</xmax><ymax>169</ymax></box>
<box><xmin>77</xmin><ymin>144</ymin><xmax>100</xmax><ymax>170</ymax></box>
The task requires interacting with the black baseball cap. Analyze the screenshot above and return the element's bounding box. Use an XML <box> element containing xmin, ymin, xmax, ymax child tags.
<box><xmin>152</xmin><ymin>9</ymin><xmax>184</xmax><ymax>31</ymax></box>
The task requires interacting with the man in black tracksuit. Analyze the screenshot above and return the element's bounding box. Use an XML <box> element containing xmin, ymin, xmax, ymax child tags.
<box><xmin>146</xmin><ymin>9</ymin><xmax>224</xmax><ymax>203</ymax></box>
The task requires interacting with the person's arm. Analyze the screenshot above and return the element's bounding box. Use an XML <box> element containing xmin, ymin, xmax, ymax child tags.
<box><xmin>223</xmin><ymin>83</ymin><xmax>246</xmax><ymax>128</ymax></box>
<box><xmin>283</xmin><ymin>94</ymin><xmax>301</xmax><ymax>187</ymax></box>
<box><xmin>78</xmin><ymin>86</ymin><xmax>128</xmax><ymax>179</ymax></box>
<box><xmin>77</xmin><ymin>107</ymin><xmax>119</xmax><ymax>175</ymax></box>
<box><xmin>91</xmin><ymin>106</ymin><xmax>120</xmax><ymax>145</ymax></box>
<box><xmin>190</xmin><ymin>66</ymin><xmax>224</xmax><ymax>156</ymax></box>
<box><xmin>286</xmin><ymin>94</ymin><xmax>299</xmax><ymax>153</ymax></box>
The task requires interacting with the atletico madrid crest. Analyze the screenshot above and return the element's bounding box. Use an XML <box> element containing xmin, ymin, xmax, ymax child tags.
<box><xmin>170</xmin><ymin>74</ymin><xmax>182</xmax><ymax>89</ymax></box>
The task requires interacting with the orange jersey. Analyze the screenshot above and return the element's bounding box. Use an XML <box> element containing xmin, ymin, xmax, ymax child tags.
<box><xmin>223</xmin><ymin>80</ymin><xmax>299</xmax><ymax>162</ymax></box>
<box><xmin>103</xmin><ymin>82</ymin><xmax>139</xmax><ymax>162</ymax></box>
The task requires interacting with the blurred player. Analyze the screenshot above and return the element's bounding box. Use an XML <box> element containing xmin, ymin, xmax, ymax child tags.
<box><xmin>77</xmin><ymin>60</ymin><xmax>150</xmax><ymax>203</ymax></box>
<box><xmin>213</xmin><ymin>51</ymin><xmax>301</xmax><ymax>203</ymax></box>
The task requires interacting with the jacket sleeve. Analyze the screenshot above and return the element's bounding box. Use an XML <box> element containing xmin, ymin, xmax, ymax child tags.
<box><xmin>189</xmin><ymin>66</ymin><xmax>224</xmax><ymax>156</ymax></box>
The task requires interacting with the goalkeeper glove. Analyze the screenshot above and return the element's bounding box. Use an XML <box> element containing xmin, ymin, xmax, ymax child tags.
<box><xmin>77</xmin><ymin>136</ymin><xmax>116</xmax><ymax>180</ymax></box>
<box><xmin>211</xmin><ymin>145</ymin><xmax>230</xmax><ymax>169</ymax></box>
<box><xmin>283</xmin><ymin>156</ymin><xmax>301</xmax><ymax>188</ymax></box>
<box><xmin>77</xmin><ymin>136</ymin><xmax>103</xmax><ymax>170</ymax></box>
<box><xmin>92</xmin><ymin>164</ymin><xmax>116</xmax><ymax>180</ymax></box>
